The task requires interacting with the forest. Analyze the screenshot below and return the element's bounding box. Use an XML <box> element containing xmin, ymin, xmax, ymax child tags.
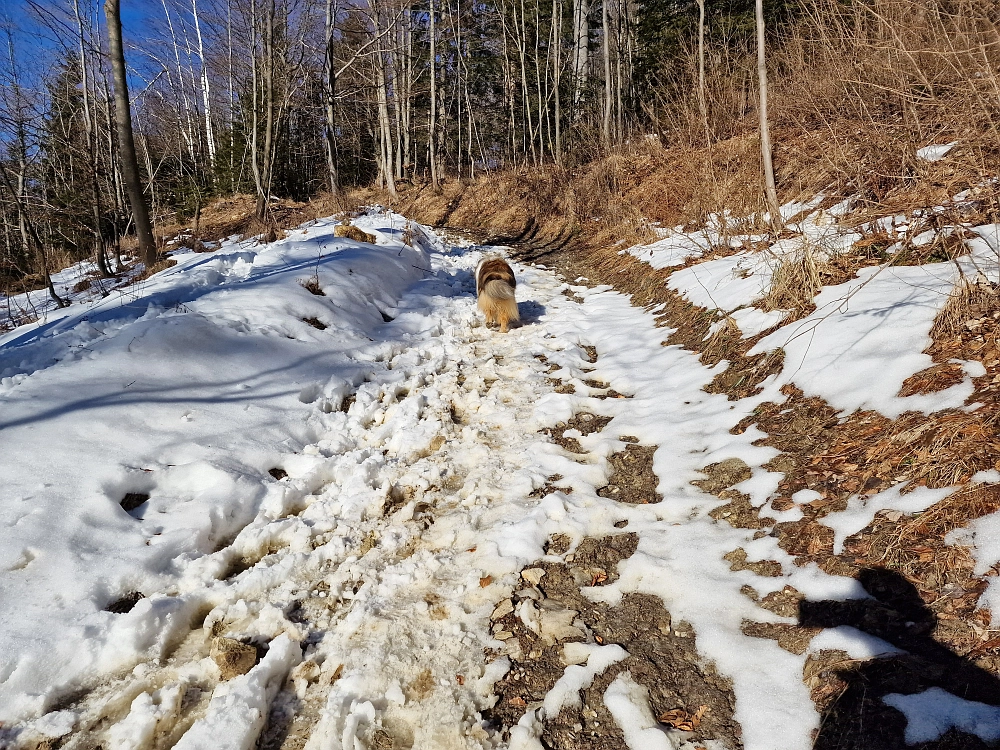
<box><xmin>1</xmin><ymin>0</ymin><xmax>999</xmax><ymax>311</ymax></box>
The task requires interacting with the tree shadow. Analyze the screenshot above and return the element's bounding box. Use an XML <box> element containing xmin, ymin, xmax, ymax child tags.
<box><xmin>800</xmin><ymin>568</ymin><xmax>1000</xmax><ymax>749</ymax></box>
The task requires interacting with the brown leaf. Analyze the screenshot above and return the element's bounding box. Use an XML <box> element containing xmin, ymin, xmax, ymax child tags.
<box><xmin>509</xmin><ymin>696</ymin><xmax>526</xmax><ymax>708</ymax></box>
<box><xmin>456</xmin><ymin>674</ymin><xmax>465</xmax><ymax>685</ymax></box>
<box><xmin>659</xmin><ymin>705</ymin><xmax>709</xmax><ymax>731</ymax></box>
<box><xmin>480</xmin><ymin>576</ymin><xmax>493</xmax><ymax>588</ymax></box>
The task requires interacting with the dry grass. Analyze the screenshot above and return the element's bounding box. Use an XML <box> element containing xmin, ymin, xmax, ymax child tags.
<box><xmin>132</xmin><ymin>255</ymin><xmax>179</xmax><ymax>282</ymax></box>
<box><xmin>930</xmin><ymin>277</ymin><xmax>1000</xmax><ymax>341</ymax></box>
<box><xmin>761</xmin><ymin>250</ymin><xmax>823</xmax><ymax>316</ymax></box>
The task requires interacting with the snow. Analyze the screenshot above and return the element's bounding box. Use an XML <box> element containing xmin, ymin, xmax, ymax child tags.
<box><xmin>603</xmin><ymin>672</ymin><xmax>679</xmax><ymax>750</ymax></box>
<box><xmin>808</xmin><ymin>627</ymin><xmax>904</xmax><ymax>659</ymax></box>
<box><xmin>883</xmin><ymin>687</ymin><xmax>1000</xmax><ymax>743</ymax></box>
<box><xmin>749</xmin><ymin>263</ymin><xmax>978</xmax><ymax>418</ymax></box>
<box><xmin>0</xmin><ymin>213</ymin><xmax>432</xmax><ymax>722</ymax></box>
<box><xmin>625</xmin><ymin>229</ymin><xmax>713</xmax><ymax>270</ymax></box>
<box><xmin>541</xmin><ymin>644</ymin><xmax>627</xmax><ymax>718</ymax></box>
<box><xmin>624</xmin><ymin>197</ymin><xmax>999</xmax><ymax>420</ymax></box>
<box><xmin>173</xmin><ymin>635</ymin><xmax>301</xmax><ymax>750</ymax></box>
<box><xmin>822</xmin><ymin>484</ymin><xmax>954</xmax><ymax>554</ymax></box>
<box><xmin>6</xmin><ymin>196</ymin><xmax>1000</xmax><ymax>750</ymax></box>
<box><xmin>917</xmin><ymin>142</ymin><xmax>958</xmax><ymax>162</ymax></box>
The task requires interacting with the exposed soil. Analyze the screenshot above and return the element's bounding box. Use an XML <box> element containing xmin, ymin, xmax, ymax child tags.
<box><xmin>542</xmin><ymin>412</ymin><xmax>613</xmax><ymax>454</ymax></box>
<box><xmin>485</xmin><ymin>532</ymin><xmax>741</xmax><ymax>749</ymax></box>
<box><xmin>596</xmin><ymin>444</ymin><xmax>662</xmax><ymax>505</ymax></box>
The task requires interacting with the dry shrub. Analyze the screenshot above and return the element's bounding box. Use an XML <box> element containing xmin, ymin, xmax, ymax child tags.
<box><xmin>771</xmin><ymin>0</ymin><xmax>1000</xmax><ymax>213</ymax></box>
<box><xmin>635</xmin><ymin>0</ymin><xmax>1000</xmax><ymax>225</ymax></box>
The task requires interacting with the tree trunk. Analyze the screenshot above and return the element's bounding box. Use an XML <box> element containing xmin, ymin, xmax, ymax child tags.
<box><xmin>429</xmin><ymin>0</ymin><xmax>439</xmax><ymax>189</ymax></box>
<box><xmin>601</xmin><ymin>0</ymin><xmax>612</xmax><ymax>145</ymax></box>
<box><xmin>259</xmin><ymin>0</ymin><xmax>276</xmax><ymax>220</ymax></box>
<box><xmin>755</xmin><ymin>0</ymin><xmax>780</xmax><ymax>225</ymax></box>
<box><xmin>192</xmin><ymin>0</ymin><xmax>217</xmax><ymax>169</ymax></box>
<box><xmin>572</xmin><ymin>0</ymin><xmax>589</xmax><ymax>110</ymax></box>
<box><xmin>323</xmin><ymin>0</ymin><xmax>340</xmax><ymax>195</ymax></box>
<box><xmin>105</xmin><ymin>0</ymin><xmax>157</xmax><ymax>269</ymax></box>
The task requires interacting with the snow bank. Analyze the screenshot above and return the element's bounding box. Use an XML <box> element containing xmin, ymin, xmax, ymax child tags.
<box><xmin>0</xmin><ymin>212</ymin><xmax>431</xmax><ymax>721</ymax></box>
<box><xmin>173</xmin><ymin>635</ymin><xmax>300</xmax><ymax>750</ymax></box>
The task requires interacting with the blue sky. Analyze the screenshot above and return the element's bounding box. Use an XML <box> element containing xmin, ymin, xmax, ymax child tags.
<box><xmin>2</xmin><ymin>0</ymin><xmax>186</xmax><ymax>96</ymax></box>
<box><xmin>4</xmin><ymin>0</ymin><xmax>162</xmax><ymax>66</ymax></box>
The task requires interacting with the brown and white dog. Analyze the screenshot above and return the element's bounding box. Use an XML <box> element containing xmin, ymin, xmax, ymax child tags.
<box><xmin>476</xmin><ymin>257</ymin><xmax>520</xmax><ymax>333</ymax></box>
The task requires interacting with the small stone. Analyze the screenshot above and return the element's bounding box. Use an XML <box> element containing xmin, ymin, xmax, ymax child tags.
<box><xmin>291</xmin><ymin>659</ymin><xmax>321</xmax><ymax>684</ymax></box>
<box><xmin>491</xmin><ymin>599</ymin><xmax>514</xmax><ymax>620</ymax></box>
<box><xmin>521</xmin><ymin>568</ymin><xmax>546</xmax><ymax>585</ymax></box>
<box><xmin>210</xmin><ymin>637</ymin><xmax>257</xmax><ymax>680</ymax></box>
<box><xmin>494</xmin><ymin>630</ymin><xmax>514</xmax><ymax>640</ymax></box>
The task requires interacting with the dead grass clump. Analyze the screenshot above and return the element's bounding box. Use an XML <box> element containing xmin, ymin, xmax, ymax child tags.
<box><xmin>705</xmin><ymin>349</ymin><xmax>785</xmax><ymax>400</ymax></box>
<box><xmin>892</xmin><ymin>227</ymin><xmax>974</xmax><ymax>267</ymax></box>
<box><xmin>814</xmin><ymin>236</ymin><xmax>892</xmax><ymax>287</ymax></box>
<box><xmin>761</xmin><ymin>250</ymin><xmax>822</xmax><ymax>316</ymax></box>
<box><xmin>334</xmin><ymin>224</ymin><xmax>376</xmax><ymax>243</ymax></box>
<box><xmin>930</xmin><ymin>278</ymin><xmax>999</xmax><ymax>341</ymax></box>
<box><xmin>299</xmin><ymin>275</ymin><xmax>325</xmax><ymax>296</ymax></box>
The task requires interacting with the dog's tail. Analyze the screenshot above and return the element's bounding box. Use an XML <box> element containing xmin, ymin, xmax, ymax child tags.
<box><xmin>482</xmin><ymin>278</ymin><xmax>517</xmax><ymax>303</ymax></box>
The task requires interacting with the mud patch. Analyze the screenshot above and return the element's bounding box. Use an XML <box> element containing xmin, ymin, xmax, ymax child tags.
<box><xmin>484</xmin><ymin>533</ymin><xmax>741</xmax><ymax>749</ymax></box>
<box><xmin>597</xmin><ymin>444</ymin><xmax>662</xmax><ymax>505</ymax></box>
<box><xmin>542</xmin><ymin>412</ymin><xmax>613</xmax><ymax>454</ymax></box>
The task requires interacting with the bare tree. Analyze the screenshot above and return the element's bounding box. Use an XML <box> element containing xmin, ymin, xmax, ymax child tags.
<box><xmin>105</xmin><ymin>0</ymin><xmax>158</xmax><ymax>267</ymax></box>
<box><xmin>755</xmin><ymin>0</ymin><xmax>780</xmax><ymax>224</ymax></box>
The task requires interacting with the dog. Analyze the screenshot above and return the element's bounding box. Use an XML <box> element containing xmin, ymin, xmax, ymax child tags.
<box><xmin>476</xmin><ymin>257</ymin><xmax>520</xmax><ymax>333</ymax></box>
<box><xmin>334</xmin><ymin>223</ymin><xmax>376</xmax><ymax>244</ymax></box>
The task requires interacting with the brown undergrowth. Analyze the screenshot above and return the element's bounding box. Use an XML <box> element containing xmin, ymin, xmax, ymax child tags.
<box><xmin>710</xmin><ymin>278</ymin><xmax>1000</xmax><ymax>740</ymax></box>
<box><xmin>158</xmin><ymin>192</ymin><xmax>363</xmax><ymax>250</ymax></box>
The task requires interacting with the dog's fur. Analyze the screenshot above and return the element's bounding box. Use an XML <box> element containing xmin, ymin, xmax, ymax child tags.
<box><xmin>476</xmin><ymin>257</ymin><xmax>519</xmax><ymax>332</ymax></box>
<box><xmin>335</xmin><ymin>223</ymin><xmax>376</xmax><ymax>244</ymax></box>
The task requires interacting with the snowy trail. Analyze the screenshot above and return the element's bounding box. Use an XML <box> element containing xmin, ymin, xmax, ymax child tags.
<box><xmin>9</xmin><ymin>212</ymin><xmax>956</xmax><ymax>750</ymax></box>
<box><xmin>6</xmin><ymin>230</ymin><xmax>682</xmax><ymax>750</ymax></box>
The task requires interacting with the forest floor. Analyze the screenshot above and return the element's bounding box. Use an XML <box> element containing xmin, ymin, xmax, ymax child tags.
<box><xmin>6</xmin><ymin>158</ymin><xmax>1000</xmax><ymax>750</ymax></box>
